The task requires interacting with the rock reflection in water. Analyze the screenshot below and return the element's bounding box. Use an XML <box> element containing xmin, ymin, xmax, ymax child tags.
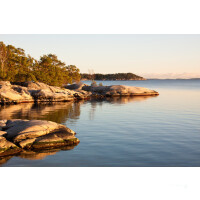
<box><xmin>0</xmin><ymin>101</ymin><xmax>84</xmax><ymax>124</ymax></box>
<box><xmin>0</xmin><ymin>96</ymin><xmax>157</xmax><ymax>166</ymax></box>
<box><xmin>88</xmin><ymin>96</ymin><xmax>157</xmax><ymax>120</ymax></box>
<box><xmin>18</xmin><ymin>145</ymin><xmax>76</xmax><ymax>160</ymax></box>
<box><xmin>0</xmin><ymin>156</ymin><xmax>13</xmax><ymax>165</ymax></box>
<box><xmin>105</xmin><ymin>95</ymin><xmax>157</xmax><ymax>104</ymax></box>
<box><xmin>0</xmin><ymin>96</ymin><xmax>156</xmax><ymax>123</ymax></box>
<box><xmin>0</xmin><ymin>145</ymin><xmax>77</xmax><ymax>166</ymax></box>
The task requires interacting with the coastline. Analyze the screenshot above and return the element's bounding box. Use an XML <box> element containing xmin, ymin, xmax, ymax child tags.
<box><xmin>0</xmin><ymin>81</ymin><xmax>159</xmax><ymax>105</ymax></box>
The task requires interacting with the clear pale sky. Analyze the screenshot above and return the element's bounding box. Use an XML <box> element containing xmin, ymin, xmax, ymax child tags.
<box><xmin>1</xmin><ymin>34</ymin><xmax>200</xmax><ymax>78</ymax></box>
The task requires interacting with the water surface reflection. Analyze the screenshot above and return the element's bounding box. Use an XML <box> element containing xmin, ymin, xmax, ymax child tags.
<box><xmin>0</xmin><ymin>96</ymin><xmax>156</xmax><ymax>122</ymax></box>
<box><xmin>0</xmin><ymin>145</ymin><xmax>77</xmax><ymax>166</ymax></box>
<box><xmin>0</xmin><ymin>101</ymin><xmax>83</xmax><ymax>123</ymax></box>
<box><xmin>0</xmin><ymin>96</ymin><xmax>158</xmax><ymax>166</ymax></box>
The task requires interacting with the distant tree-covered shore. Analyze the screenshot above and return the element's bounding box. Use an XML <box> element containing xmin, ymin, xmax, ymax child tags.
<box><xmin>81</xmin><ymin>73</ymin><xmax>146</xmax><ymax>80</ymax></box>
<box><xmin>0</xmin><ymin>42</ymin><xmax>81</xmax><ymax>86</ymax></box>
<box><xmin>0</xmin><ymin>41</ymin><xmax>146</xmax><ymax>87</ymax></box>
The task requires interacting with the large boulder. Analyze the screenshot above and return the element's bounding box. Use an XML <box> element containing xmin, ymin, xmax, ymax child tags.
<box><xmin>0</xmin><ymin>81</ymin><xmax>34</xmax><ymax>104</ymax></box>
<box><xmin>21</xmin><ymin>81</ymin><xmax>75</xmax><ymax>102</ymax></box>
<box><xmin>31</xmin><ymin>89</ymin><xmax>75</xmax><ymax>102</ymax></box>
<box><xmin>64</xmin><ymin>83</ymin><xmax>92</xmax><ymax>99</ymax></box>
<box><xmin>14</xmin><ymin>81</ymin><xmax>90</xmax><ymax>101</ymax></box>
<box><xmin>65</xmin><ymin>82</ymin><xmax>88</xmax><ymax>90</ymax></box>
<box><xmin>0</xmin><ymin>119</ymin><xmax>79</xmax><ymax>157</ymax></box>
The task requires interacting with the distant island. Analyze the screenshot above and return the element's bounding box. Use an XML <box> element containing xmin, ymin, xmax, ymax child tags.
<box><xmin>81</xmin><ymin>73</ymin><xmax>146</xmax><ymax>81</ymax></box>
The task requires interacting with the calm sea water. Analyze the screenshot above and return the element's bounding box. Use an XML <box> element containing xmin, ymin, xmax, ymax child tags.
<box><xmin>1</xmin><ymin>79</ymin><xmax>200</xmax><ymax>167</ymax></box>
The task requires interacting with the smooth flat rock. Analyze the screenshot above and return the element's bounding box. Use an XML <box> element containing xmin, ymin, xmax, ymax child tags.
<box><xmin>82</xmin><ymin>85</ymin><xmax>159</xmax><ymax>96</ymax></box>
<box><xmin>32</xmin><ymin>130</ymin><xmax>79</xmax><ymax>149</ymax></box>
<box><xmin>0</xmin><ymin>119</ymin><xmax>79</xmax><ymax>156</ymax></box>
<box><xmin>1</xmin><ymin>81</ymin><xmax>159</xmax><ymax>105</ymax></box>
<box><xmin>4</xmin><ymin>119</ymin><xmax>76</xmax><ymax>143</ymax></box>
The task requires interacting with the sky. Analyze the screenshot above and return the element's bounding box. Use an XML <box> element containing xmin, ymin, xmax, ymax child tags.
<box><xmin>1</xmin><ymin>34</ymin><xmax>200</xmax><ymax>79</ymax></box>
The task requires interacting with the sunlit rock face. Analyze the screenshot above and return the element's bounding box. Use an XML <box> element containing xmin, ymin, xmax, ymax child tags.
<box><xmin>0</xmin><ymin>81</ymin><xmax>34</xmax><ymax>104</ymax></box>
<box><xmin>82</xmin><ymin>85</ymin><xmax>159</xmax><ymax>96</ymax></box>
<box><xmin>66</xmin><ymin>83</ymin><xmax>159</xmax><ymax>97</ymax></box>
<box><xmin>0</xmin><ymin>135</ymin><xmax>21</xmax><ymax>157</ymax></box>
<box><xmin>0</xmin><ymin>81</ymin><xmax>91</xmax><ymax>105</ymax></box>
<box><xmin>15</xmin><ymin>81</ymin><xmax>77</xmax><ymax>102</ymax></box>
<box><xmin>17</xmin><ymin>81</ymin><xmax>91</xmax><ymax>101</ymax></box>
<box><xmin>0</xmin><ymin>119</ymin><xmax>79</xmax><ymax>157</ymax></box>
<box><xmin>0</xmin><ymin>81</ymin><xmax>158</xmax><ymax>105</ymax></box>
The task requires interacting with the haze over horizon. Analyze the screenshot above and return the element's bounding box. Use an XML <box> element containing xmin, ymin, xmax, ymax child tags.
<box><xmin>141</xmin><ymin>72</ymin><xmax>200</xmax><ymax>79</ymax></box>
<box><xmin>1</xmin><ymin>34</ymin><xmax>200</xmax><ymax>79</ymax></box>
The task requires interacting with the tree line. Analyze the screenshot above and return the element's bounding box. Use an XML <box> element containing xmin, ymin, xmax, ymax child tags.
<box><xmin>0</xmin><ymin>41</ymin><xmax>81</xmax><ymax>86</ymax></box>
<box><xmin>81</xmin><ymin>73</ymin><xmax>145</xmax><ymax>80</ymax></box>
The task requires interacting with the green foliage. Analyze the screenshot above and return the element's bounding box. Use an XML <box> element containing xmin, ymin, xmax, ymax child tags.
<box><xmin>14</xmin><ymin>72</ymin><xmax>37</xmax><ymax>82</ymax></box>
<box><xmin>81</xmin><ymin>73</ymin><xmax>144</xmax><ymax>80</ymax></box>
<box><xmin>0</xmin><ymin>42</ymin><xmax>81</xmax><ymax>86</ymax></box>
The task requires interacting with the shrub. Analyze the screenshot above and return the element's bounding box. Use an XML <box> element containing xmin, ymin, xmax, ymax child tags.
<box><xmin>91</xmin><ymin>80</ymin><xmax>97</xmax><ymax>87</ymax></box>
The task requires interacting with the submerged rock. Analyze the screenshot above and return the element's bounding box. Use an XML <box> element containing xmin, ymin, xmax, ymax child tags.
<box><xmin>0</xmin><ymin>119</ymin><xmax>79</xmax><ymax>157</ymax></box>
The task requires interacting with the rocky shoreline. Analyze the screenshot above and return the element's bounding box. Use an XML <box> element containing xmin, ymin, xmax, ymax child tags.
<box><xmin>0</xmin><ymin>81</ymin><xmax>159</xmax><ymax>157</ymax></box>
<box><xmin>0</xmin><ymin>81</ymin><xmax>159</xmax><ymax>104</ymax></box>
<box><xmin>0</xmin><ymin>119</ymin><xmax>80</xmax><ymax>157</ymax></box>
